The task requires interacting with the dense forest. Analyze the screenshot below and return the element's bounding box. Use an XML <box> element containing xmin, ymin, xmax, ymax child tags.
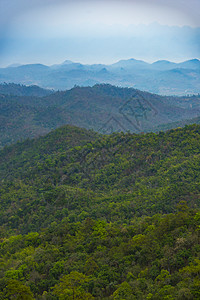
<box><xmin>0</xmin><ymin>124</ymin><xmax>200</xmax><ymax>299</ymax></box>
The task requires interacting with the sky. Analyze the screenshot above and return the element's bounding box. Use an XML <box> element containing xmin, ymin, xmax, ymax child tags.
<box><xmin>0</xmin><ymin>0</ymin><xmax>200</xmax><ymax>67</ymax></box>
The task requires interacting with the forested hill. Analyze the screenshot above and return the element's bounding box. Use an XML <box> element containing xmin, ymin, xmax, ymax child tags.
<box><xmin>1</xmin><ymin>123</ymin><xmax>199</xmax><ymax>232</ymax></box>
<box><xmin>0</xmin><ymin>124</ymin><xmax>100</xmax><ymax>171</ymax></box>
<box><xmin>1</xmin><ymin>83</ymin><xmax>200</xmax><ymax>148</ymax></box>
<box><xmin>0</xmin><ymin>83</ymin><xmax>53</xmax><ymax>97</ymax></box>
<box><xmin>0</xmin><ymin>124</ymin><xmax>200</xmax><ymax>299</ymax></box>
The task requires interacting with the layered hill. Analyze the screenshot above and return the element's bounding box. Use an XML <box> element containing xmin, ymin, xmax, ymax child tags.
<box><xmin>1</xmin><ymin>83</ymin><xmax>200</xmax><ymax>148</ymax></box>
<box><xmin>0</xmin><ymin>58</ymin><xmax>200</xmax><ymax>95</ymax></box>
<box><xmin>0</xmin><ymin>124</ymin><xmax>200</xmax><ymax>299</ymax></box>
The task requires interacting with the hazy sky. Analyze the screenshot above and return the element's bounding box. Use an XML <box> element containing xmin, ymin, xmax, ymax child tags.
<box><xmin>0</xmin><ymin>0</ymin><xmax>200</xmax><ymax>66</ymax></box>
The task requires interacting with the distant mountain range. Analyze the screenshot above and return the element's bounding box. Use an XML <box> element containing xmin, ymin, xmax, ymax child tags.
<box><xmin>1</xmin><ymin>83</ymin><xmax>200</xmax><ymax>148</ymax></box>
<box><xmin>0</xmin><ymin>58</ymin><xmax>200</xmax><ymax>95</ymax></box>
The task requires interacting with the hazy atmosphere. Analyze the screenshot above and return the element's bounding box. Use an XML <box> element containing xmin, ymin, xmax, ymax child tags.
<box><xmin>0</xmin><ymin>0</ymin><xmax>200</xmax><ymax>66</ymax></box>
<box><xmin>1</xmin><ymin>2</ymin><xmax>200</xmax><ymax>299</ymax></box>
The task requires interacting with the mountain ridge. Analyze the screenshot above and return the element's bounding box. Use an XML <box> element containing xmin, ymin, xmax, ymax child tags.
<box><xmin>1</xmin><ymin>83</ymin><xmax>200</xmax><ymax>148</ymax></box>
<box><xmin>1</xmin><ymin>58</ymin><xmax>200</xmax><ymax>95</ymax></box>
<box><xmin>0</xmin><ymin>82</ymin><xmax>53</xmax><ymax>97</ymax></box>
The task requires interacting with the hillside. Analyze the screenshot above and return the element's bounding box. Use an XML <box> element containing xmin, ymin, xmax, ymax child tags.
<box><xmin>1</xmin><ymin>124</ymin><xmax>199</xmax><ymax>233</ymax></box>
<box><xmin>1</xmin><ymin>84</ymin><xmax>200</xmax><ymax>148</ymax></box>
<box><xmin>0</xmin><ymin>58</ymin><xmax>200</xmax><ymax>95</ymax></box>
<box><xmin>0</xmin><ymin>124</ymin><xmax>200</xmax><ymax>299</ymax></box>
<box><xmin>155</xmin><ymin>116</ymin><xmax>200</xmax><ymax>131</ymax></box>
<box><xmin>0</xmin><ymin>124</ymin><xmax>100</xmax><ymax>178</ymax></box>
<box><xmin>0</xmin><ymin>83</ymin><xmax>53</xmax><ymax>97</ymax></box>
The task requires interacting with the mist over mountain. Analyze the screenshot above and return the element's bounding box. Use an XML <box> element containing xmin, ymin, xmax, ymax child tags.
<box><xmin>0</xmin><ymin>58</ymin><xmax>200</xmax><ymax>95</ymax></box>
<box><xmin>1</xmin><ymin>22</ymin><xmax>200</xmax><ymax>67</ymax></box>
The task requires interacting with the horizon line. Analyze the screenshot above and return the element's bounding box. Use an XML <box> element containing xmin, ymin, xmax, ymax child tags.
<box><xmin>2</xmin><ymin>57</ymin><xmax>200</xmax><ymax>69</ymax></box>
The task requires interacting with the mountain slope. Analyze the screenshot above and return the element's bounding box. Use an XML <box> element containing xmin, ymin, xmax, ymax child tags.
<box><xmin>1</xmin><ymin>84</ymin><xmax>200</xmax><ymax>148</ymax></box>
<box><xmin>0</xmin><ymin>124</ymin><xmax>100</xmax><ymax>181</ymax></box>
<box><xmin>0</xmin><ymin>82</ymin><xmax>53</xmax><ymax>97</ymax></box>
<box><xmin>0</xmin><ymin>124</ymin><xmax>200</xmax><ymax>299</ymax></box>
<box><xmin>0</xmin><ymin>124</ymin><xmax>199</xmax><ymax>233</ymax></box>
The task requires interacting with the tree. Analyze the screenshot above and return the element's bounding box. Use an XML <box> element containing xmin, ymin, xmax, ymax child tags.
<box><xmin>4</xmin><ymin>279</ymin><xmax>34</xmax><ymax>300</ymax></box>
<box><xmin>52</xmin><ymin>271</ymin><xmax>94</xmax><ymax>300</ymax></box>
<box><xmin>113</xmin><ymin>281</ymin><xmax>135</xmax><ymax>300</ymax></box>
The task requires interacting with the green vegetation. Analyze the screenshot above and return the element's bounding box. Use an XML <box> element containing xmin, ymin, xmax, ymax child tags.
<box><xmin>0</xmin><ymin>124</ymin><xmax>200</xmax><ymax>299</ymax></box>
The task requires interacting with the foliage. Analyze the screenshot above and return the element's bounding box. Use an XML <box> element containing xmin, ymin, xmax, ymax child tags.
<box><xmin>52</xmin><ymin>271</ymin><xmax>94</xmax><ymax>299</ymax></box>
<box><xmin>0</xmin><ymin>124</ymin><xmax>200</xmax><ymax>299</ymax></box>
